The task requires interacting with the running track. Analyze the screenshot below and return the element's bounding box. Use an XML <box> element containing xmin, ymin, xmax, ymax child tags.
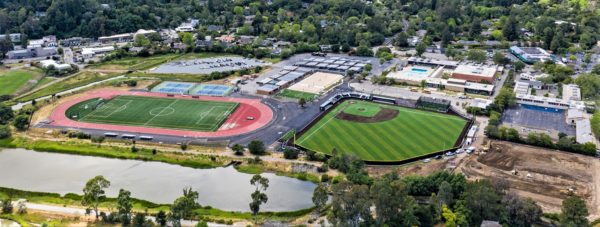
<box><xmin>48</xmin><ymin>89</ymin><xmax>273</xmax><ymax>138</ymax></box>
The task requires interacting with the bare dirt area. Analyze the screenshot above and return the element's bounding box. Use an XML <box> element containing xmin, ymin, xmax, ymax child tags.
<box><xmin>458</xmin><ymin>140</ymin><xmax>600</xmax><ymax>217</ymax></box>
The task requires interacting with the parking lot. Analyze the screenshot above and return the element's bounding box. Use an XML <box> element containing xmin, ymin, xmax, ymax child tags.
<box><xmin>151</xmin><ymin>57</ymin><xmax>266</xmax><ymax>74</ymax></box>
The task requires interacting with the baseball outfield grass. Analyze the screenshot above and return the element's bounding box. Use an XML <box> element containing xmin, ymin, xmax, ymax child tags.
<box><xmin>295</xmin><ymin>100</ymin><xmax>468</xmax><ymax>162</ymax></box>
<box><xmin>66</xmin><ymin>95</ymin><xmax>238</xmax><ymax>131</ymax></box>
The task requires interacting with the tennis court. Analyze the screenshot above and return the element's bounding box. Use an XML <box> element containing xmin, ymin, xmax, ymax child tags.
<box><xmin>151</xmin><ymin>82</ymin><xmax>195</xmax><ymax>94</ymax></box>
<box><xmin>190</xmin><ymin>84</ymin><xmax>235</xmax><ymax>96</ymax></box>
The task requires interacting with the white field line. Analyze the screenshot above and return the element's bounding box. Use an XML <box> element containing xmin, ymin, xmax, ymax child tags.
<box><xmin>195</xmin><ymin>107</ymin><xmax>215</xmax><ymax>125</ymax></box>
<box><xmin>81</xmin><ymin>99</ymin><xmax>130</xmax><ymax>120</ymax></box>
<box><xmin>87</xmin><ymin>100</ymin><xmax>132</xmax><ymax>118</ymax></box>
<box><xmin>143</xmin><ymin>99</ymin><xmax>179</xmax><ymax>126</ymax></box>
<box><xmin>296</xmin><ymin>104</ymin><xmax>349</xmax><ymax>145</ymax></box>
<box><xmin>210</xmin><ymin>104</ymin><xmax>238</xmax><ymax>131</ymax></box>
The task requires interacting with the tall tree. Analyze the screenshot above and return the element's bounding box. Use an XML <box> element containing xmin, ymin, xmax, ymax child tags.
<box><xmin>502</xmin><ymin>14</ymin><xmax>519</xmax><ymax>41</ymax></box>
<box><xmin>330</xmin><ymin>181</ymin><xmax>372</xmax><ymax>226</ymax></box>
<box><xmin>170</xmin><ymin>187</ymin><xmax>199</xmax><ymax>226</ymax></box>
<box><xmin>249</xmin><ymin>174</ymin><xmax>269</xmax><ymax>224</ymax></box>
<box><xmin>312</xmin><ymin>183</ymin><xmax>328</xmax><ymax>213</ymax></box>
<box><xmin>502</xmin><ymin>193</ymin><xmax>542</xmax><ymax>227</ymax></box>
<box><xmin>560</xmin><ymin>196</ymin><xmax>589</xmax><ymax>227</ymax></box>
<box><xmin>82</xmin><ymin>175</ymin><xmax>111</xmax><ymax>220</ymax></box>
<box><xmin>117</xmin><ymin>189</ymin><xmax>133</xmax><ymax>225</ymax></box>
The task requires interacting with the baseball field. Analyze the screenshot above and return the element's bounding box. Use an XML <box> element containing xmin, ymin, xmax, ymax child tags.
<box><xmin>295</xmin><ymin>100</ymin><xmax>468</xmax><ymax>162</ymax></box>
<box><xmin>66</xmin><ymin>95</ymin><xmax>238</xmax><ymax>131</ymax></box>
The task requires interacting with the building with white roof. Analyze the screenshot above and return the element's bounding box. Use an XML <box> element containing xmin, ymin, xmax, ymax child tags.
<box><xmin>451</xmin><ymin>64</ymin><xmax>497</xmax><ymax>83</ymax></box>
<box><xmin>39</xmin><ymin>59</ymin><xmax>71</xmax><ymax>71</ymax></box>
<box><xmin>563</xmin><ymin>84</ymin><xmax>582</xmax><ymax>101</ymax></box>
<box><xmin>509</xmin><ymin>46</ymin><xmax>554</xmax><ymax>64</ymax></box>
<box><xmin>81</xmin><ymin>46</ymin><xmax>115</xmax><ymax>59</ymax></box>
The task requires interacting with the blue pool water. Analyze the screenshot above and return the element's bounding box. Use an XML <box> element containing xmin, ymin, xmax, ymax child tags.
<box><xmin>520</xmin><ymin>104</ymin><xmax>563</xmax><ymax>113</ymax></box>
<box><xmin>411</xmin><ymin>68</ymin><xmax>428</xmax><ymax>73</ymax></box>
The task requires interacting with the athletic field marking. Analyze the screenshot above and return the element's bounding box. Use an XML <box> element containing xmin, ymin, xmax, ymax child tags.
<box><xmin>82</xmin><ymin>100</ymin><xmax>131</xmax><ymax>120</ymax></box>
<box><xmin>144</xmin><ymin>99</ymin><xmax>179</xmax><ymax>126</ymax></box>
<box><xmin>211</xmin><ymin>104</ymin><xmax>238</xmax><ymax>131</ymax></box>
<box><xmin>149</xmin><ymin>107</ymin><xmax>176</xmax><ymax>116</ymax></box>
<box><xmin>195</xmin><ymin>107</ymin><xmax>215</xmax><ymax>125</ymax></box>
<box><xmin>296</xmin><ymin>105</ymin><xmax>349</xmax><ymax>144</ymax></box>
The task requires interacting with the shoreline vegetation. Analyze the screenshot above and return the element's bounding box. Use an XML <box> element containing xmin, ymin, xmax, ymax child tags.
<box><xmin>0</xmin><ymin>137</ymin><xmax>322</xmax><ymax>184</ymax></box>
<box><xmin>0</xmin><ymin>186</ymin><xmax>315</xmax><ymax>225</ymax></box>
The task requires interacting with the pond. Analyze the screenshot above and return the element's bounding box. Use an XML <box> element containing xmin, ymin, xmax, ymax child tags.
<box><xmin>0</xmin><ymin>149</ymin><xmax>316</xmax><ymax>212</ymax></box>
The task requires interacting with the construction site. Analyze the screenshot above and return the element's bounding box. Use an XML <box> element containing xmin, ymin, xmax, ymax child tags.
<box><xmin>458</xmin><ymin>140</ymin><xmax>600</xmax><ymax>217</ymax></box>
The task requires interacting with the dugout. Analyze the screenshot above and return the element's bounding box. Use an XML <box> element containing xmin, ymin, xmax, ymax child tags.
<box><xmin>417</xmin><ymin>96</ymin><xmax>451</xmax><ymax>112</ymax></box>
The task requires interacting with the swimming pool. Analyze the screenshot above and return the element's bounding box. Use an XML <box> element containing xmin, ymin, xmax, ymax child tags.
<box><xmin>411</xmin><ymin>68</ymin><xmax>428</xmax><ymax>73</ymax></box>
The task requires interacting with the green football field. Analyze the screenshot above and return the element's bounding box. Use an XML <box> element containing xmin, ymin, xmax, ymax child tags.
<box><xmin>66</xmin><ymin>95</ymin><xmax>238</xmax><ymax>131</ymax></box>
<box><xmin>296</xmin><ymin>100</ymin><xmax>468</xmax><ymax>162</ymax></box>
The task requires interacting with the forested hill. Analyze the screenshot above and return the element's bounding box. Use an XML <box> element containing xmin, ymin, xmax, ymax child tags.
<box><xmin>2</xmin><ymin>0</ymin><xmax>600</xmax><ymax>53</ymax></box>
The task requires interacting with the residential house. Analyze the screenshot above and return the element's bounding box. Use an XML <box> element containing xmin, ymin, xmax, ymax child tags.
<box><xmin>0</xmin><ymin>33</ymin><xmax>21</xmax><ymax>43</ymax></box>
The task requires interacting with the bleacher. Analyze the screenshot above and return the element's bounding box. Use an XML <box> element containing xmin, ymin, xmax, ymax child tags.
<box><xmin>416</xmin><ymin>96</ymin><xmax>451</xmax><ymax>112</ymax></box>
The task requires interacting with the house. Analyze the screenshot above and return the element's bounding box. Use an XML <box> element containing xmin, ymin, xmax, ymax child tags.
<box><xmin>0</xmin><ymin>33</ymin><xmax>21</xmax><ymax>43</ymax></box>
<box><xmin>244</xmin><ymin>15</ymin><xmax>256</xmax><ymax>24</ymax></box>
<box><xmin>216</xmin><ymin>35</ymin><xmax>235</xmax><ymax>43</ymax></box>
<box><xmin>480</xmin><ymin>221</ymin><xmax>501</xmax><ymax>227</ymax></box>
<box><xmin>207</xmin><ymin>25</ymin><xmax>223</xmax><ymax>32</ymax></box>
<box><xmin>237</xmin><ymin>35</ymin><xmax>256</xmax><ymax>45</ymax></box>
<box><xmin>517</xmin><ymin>79</ymin><xmax>544</xmax><ymax>90</ymax></box>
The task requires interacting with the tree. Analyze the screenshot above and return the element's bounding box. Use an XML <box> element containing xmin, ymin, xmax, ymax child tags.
<box><xmin>416</xmin><ymin>42</ymin><xmax>426</xmax><ymax>57</ymax></box>
<box><xmin>442</xmin><ymin>204</ymin><xmax>457</xmax><ymax>227</ymax></box>
<box><xmin>1</xmin><ymin>197</ymin><xmax>12</xmax><ymax>214</ymax></box>
<box><xmin>132</xmin><ymin>212</ymin><xmax>151</xmax><ymax>227</ymax></box>
<box><xmin>493</xmin><ymin>52</ymin><xmax>508</xmax><ymax>65</ymax></box>
<box><xmin>232</xmin><ymin>144</ymin><xmax>244</xmax><ymax>156</ymax></box>
<box><xmin>91</xmin><ymin>136</ymin><xmax>105</xmax><ymax>147</ymax></box>
<box><xmin>330</xmin><ymin>182</ymin><xmax>372</xmax><ymax>226</ymax></box>
<box><xmin>82</xmin><ymin>175</ymin><xmax>111</xmax><ymax>220</ymax></box>
<box><xmin>560</xmin><ymin>196</ymin><xmax>589</xmax><ymax>227</ymax></box>
<box><xmin>312</xmin><ymin>183</ymin><xmax>328</xmax><ymax>213</ymax></box>
<box><xmin>469</xmin><ymin>18</ymin><xmax>482</xmax><ymax>38</ymax></box>
<box><xmin>16</xmin><ymin>199</ymin><xmax>26</xmax><ymax>215</ymax></box>
<box><xmin>395</xmin><ymin>32</ymin><xmax>409</xmax><ymax>47</ymax></box>
<box><xmin>195</xmin><ymin>221</ymin><xmax>208</xmax><ymax>227</ymax></box>
<box><xmin>0</xmin><ymin>125</ymin><xmax>10</xmax><ymax>139</ymax></box>
<box><xmin>462</xmin><ymin>180</ymin><xmax>503</xmax><ymax>225</ymax></box>
<box><xmin>249</xmin><ymin>174</ymin><xmax>269</xmax><ymax>224</ymax></box>
<box><xmin>514</xmin><ymin>61</ymin><xmax>525</xmax><ymax>72</ymax></box>
<box><xmin>466</xmin><ymin>49</ymin><xmax>487</xmax><ymax>63</ymax></box>
<box><xmin>248</xmin><ymin>140</ymin><xmax>265</xmax><ymax>155</ymax></box>
<box><xmin>180</xmin><ymin>32</ymin><xmax>195</xmax><ymax>48</ymax></box>
<box><xmin>134</xmin><ymin>34</ymin><xmax>150</xmax><ymax>47</ymax></box>
<box><xmin>11</xmin><ymin>114</ymin><xmax>28</xmax><ymax>130</ymax></box>
<box><xmin>502</xmin><ymin>15</ymin><xmax>519</xmax><ymax>41</ymax></box>
<box><xmin>0</xmin><ymin>104</ymin><xmax>14</xmax><ymax>124</ymax></box>
<box><xmin>503</xmin><ymin>193</ymin><xmax>542</xmax><ymax>227</ymax></box>
<box><xmin>155</xmin><ymin>210</ymin><xmax>167</xmax><ymax>226</ymax></box>
<box><xmin>0</xmin><ymin>38</ymin><xmax>13</xmax><ymax>58</ymax></box>
<box><xmin>117</xmin><ymin>189</ymin><xmax>133</xmax><ymax>225</ymax></box>
<box><xmin>170</xmin><ymin>187</ymin><xmax>199</xmax><ymax>226</ymax></box>
<box><xmin>298</xmin><ymin>98</ymin><xmax>306</xmax><ymax>108</ymax></box>
<box><xmin>356</xmin><ymin>45</ymin><xmax>373</xmax><ymax>57</ymax></box>
<box><xmin>437</xmin><ymin>181</ymin><xmax>454</xmax><ymax>206</ymax></box>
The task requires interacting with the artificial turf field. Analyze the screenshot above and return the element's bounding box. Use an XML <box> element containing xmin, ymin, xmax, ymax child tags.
<box><xmin>66</xmin><ymin>95</ymin><xmax>238</xmax><ymax>131</ymax></box>
<box><xmin>296</xmin><ymin>100</ymin><xmax>468</xmax><ymax>162</ymax></box>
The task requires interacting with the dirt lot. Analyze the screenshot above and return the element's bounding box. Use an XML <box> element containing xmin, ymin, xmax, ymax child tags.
<box><xmin>458</xmin><ymin>140</ymin><xmax>600</xmax><ymax>217</ymax></box>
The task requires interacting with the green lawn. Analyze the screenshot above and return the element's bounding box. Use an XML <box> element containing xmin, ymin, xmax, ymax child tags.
<box><xmin>17</xmin><ymin>71</ymin><xmax>119</xmax><ymax>102</ymax></box>
<box><xmin>66</xmin><ymin>95</ymin><xmax>238</xmax><ymax>131</ymax></box>
<box><xmin>296</xmin><ymin>100</ymin><xmax>468</xmax><ymax>162</ymax></box>
<box><xmin>0</xmin><ymin>70</ymin><xmax>35</xmax><ymax>95</ymax></box>
<box><xmin>278</xmin><ymin>89</ymin><xmax>319</xmax><ymax>101</ymax></box>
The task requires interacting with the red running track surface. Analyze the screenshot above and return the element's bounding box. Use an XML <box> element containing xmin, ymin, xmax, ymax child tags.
<box><xmin>48</xmin><ymin>89</ymin><xmax>274</xmax><ymax>138</ymax></box>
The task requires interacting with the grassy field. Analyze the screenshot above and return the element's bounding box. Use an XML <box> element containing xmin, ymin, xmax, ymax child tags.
<box><xmin>0</xmin><ymin>70</ymin><xmax>37</xmax><ymax>95</ymax></box>
<box><xmin>90</xmin><ymin>54</ymin><xmax>181</xmax><ymax>71</ymax></box>
<box><xmin>67</xmin><ymin>95</ymin><xmax>238</xmax><ymax>131</ymax></box>
<box><xmin>17</xmin><ymin>71</ymin><xmax>119</xmax><ymax>102</ymax></box>
<box><xmin>278</xmin><ymin>89</ymin><xmax>319</xmax><ymax>101</ymax></box>
<box><xmin>296</xmin><ymin>100</ymin><xmax>468</xmax><ymax>162</ymax></box>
